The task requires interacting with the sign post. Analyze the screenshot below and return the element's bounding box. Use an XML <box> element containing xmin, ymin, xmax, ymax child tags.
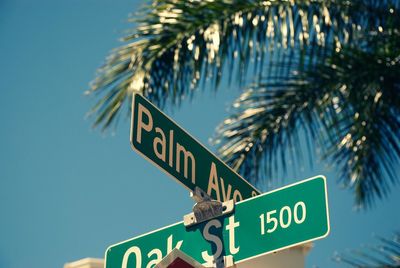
<box><xmin>130</xmin><ymin>93</ymin><xmax>260</xmax><ymax>202</ymax></box>
<box><xmin>105</xmin><ymin>176</ymin><xmax>330</xmax><ymax>268</ymax></box>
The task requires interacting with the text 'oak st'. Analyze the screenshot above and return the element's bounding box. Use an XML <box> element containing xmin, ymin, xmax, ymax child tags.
<box><xmin>105</xmin><ymin>176</ymin><xmax>330</xmax><ymax>268</ymax></box>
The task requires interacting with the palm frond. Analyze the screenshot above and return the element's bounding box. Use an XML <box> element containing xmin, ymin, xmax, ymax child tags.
<box><xmin>212</xmin><ymin>62</ymin><xmax>334</xmax><ymax>187</ymax></box>
<box><xmin>88</xmin><ymin>0</ymin><xmax>395</xmax><ymax>129</ymax></box>
<box><xmin>320</xmin><ymin>31</ymin><xmax>400</xmax><ymax>207</ymax></box>
<box><xmin>213</xmin><ymin>28</ymin><xmax>400</xmax><ymax>206</ymax></box>
<box><xmin>334</xmin><ymin>232</ymin><xmax>400</xmax><ymax>267</ymax></box>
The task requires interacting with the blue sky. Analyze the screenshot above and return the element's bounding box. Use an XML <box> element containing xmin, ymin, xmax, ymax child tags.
<box><xmin>0</xmin><ymin>1</ymin><xmax>399</xmax><ymax>268</ymax></box>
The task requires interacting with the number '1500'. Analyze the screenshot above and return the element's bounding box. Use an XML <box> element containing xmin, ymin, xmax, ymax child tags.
<box><xmin>259</xmin><ymin>201</ymin><xmax>306</xmax><ymax>235</ymax></box>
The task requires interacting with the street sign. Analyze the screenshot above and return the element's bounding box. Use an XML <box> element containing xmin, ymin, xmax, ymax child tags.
<box><xmin>130</xmin><ymin>93</ymin><xmax>260</xmax><ymax>202</ymax></box>
<box><xmin>106</xmin><ymin>176</ymin><xmax>330</xmax><ymax>268</ymax></box>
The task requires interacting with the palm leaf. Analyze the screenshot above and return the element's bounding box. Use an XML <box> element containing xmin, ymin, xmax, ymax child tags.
<box><xmin>213</xmin><ymin>27</ymin><xmax>400</xmax><ymax>206</ymax></box>
<box><xmin>334</xmin><ymin>232</ymin><xmax>400</xmax><ymax>267</ymax></box>
<box><xmin>87</xmin><ymin>0</ymin><xmax>392</xmax><ymax>129</ymax></box>
<box><xmin>212</xmin><ymin>61</ymin><xmax>334</xmax><ymax>187</ymax></box>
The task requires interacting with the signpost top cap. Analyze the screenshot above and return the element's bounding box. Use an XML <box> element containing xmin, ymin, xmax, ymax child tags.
<box><xmin>155</xmin><ymin>249</ymin><xmax>205</xmax><ymax>268</ymax></box>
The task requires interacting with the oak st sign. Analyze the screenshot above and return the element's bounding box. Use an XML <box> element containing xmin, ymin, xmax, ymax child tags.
<box><xmin>105</xmin><ymin>176</ymin><xmax>330</xmax><ymax>268</ymax></box>
<box><xmin>130</xmin><ymin>93</ymin><xmax>260</xmax><ymax>202</ymax></box>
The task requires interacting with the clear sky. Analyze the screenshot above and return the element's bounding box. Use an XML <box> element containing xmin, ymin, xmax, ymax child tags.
<box><xmin>0</xmin><ymin>1</ymin><xmax>399</xmax><ymax>268</ymax></box>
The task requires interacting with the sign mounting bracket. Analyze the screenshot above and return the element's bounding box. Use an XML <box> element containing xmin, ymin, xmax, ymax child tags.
<box><xmin>183</xmin><ymin>187</ymin><xmax>235</xmax><ymax>228</ymax></box>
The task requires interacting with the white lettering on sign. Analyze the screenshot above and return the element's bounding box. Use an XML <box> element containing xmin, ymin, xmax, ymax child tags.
<box><xmin>200</xmin><ymin>216</ymin><xmax>240</xmax><ymax>264</ymax></box>
<box><xmin>167</xmin><ymin>234</ymin><xmax>183</xmax><ymax>254</ymax></box>
<box><xmin>134</xmin><ymin>100</ymin><xmax>254</xmax><ymax>202</ymax></box>
<box><xmin>201</xmin><ymin>219</ymin><xmax>223</xmax><ymax>263</ymax></box>
<box><xmin>176</xmin><ymin>143</ymin><xmax>196</xmax><ymax>184</ymax></box>
<box><xmin>153</xmin><ymin>127</ymin><xmax>166</xmax><ymax>161</ymax></box>
<box><xmin>146</xmin><ymin>249</ymin><xmax>162</xmax><ymax>268</ymax></box>
<box><xmin>120</xmin><ymin>216</ymin><xmax>241</xmax><ymax>268</ymax></box>
<box><xmin>259</xmin><ymin>201</ymin><xmax>307</xmax><ymax>235</ymax></box>
<box><xmin>122</xmin><ymin>246</ymin><xmax>141</xmax><ymax>268</ymax></box>
<box><xmin>226</xmin><ymin>215</ymin><xmax>240</xmax><ymax>254</ymax></box>
<box><xmin>121</xmin><ymin>235</ymin><xmax>183</xmax><ymax>268</ymax></box>
<box><xmin>207</xmin><ymin>162</ymin><xmax>243</xmax><ymax>202</ymax></box>
<box><xmin>137</xmin><ymin>104</ymin><xmax>153</xmax><ymax>144</ymax></box>
<box><xmin>136</xmin><ymin>103</ymin><xmax>196</xmax><ymax>184</ymax></box>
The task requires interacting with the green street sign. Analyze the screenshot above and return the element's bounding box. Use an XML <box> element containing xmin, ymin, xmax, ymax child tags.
<box><xmin>106</xmin><ymin>176</ymin><xmax>330</xmax><ymax>268</ymax></box>
<box><xmin>130</xmin><ymin>93</ymin><xmax>260</xmax><ymax>202</ymax></box>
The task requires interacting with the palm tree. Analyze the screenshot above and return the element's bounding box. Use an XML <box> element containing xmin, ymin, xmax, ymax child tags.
<box><xmin>334</xmin><ymin>232</ymin><xmax>400</xmax><ymax>267</ymax></box>
<box><xmin>87</xmin><ymin>0</ymin><xmax>400</xmax><ymax>208</ymax></box>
